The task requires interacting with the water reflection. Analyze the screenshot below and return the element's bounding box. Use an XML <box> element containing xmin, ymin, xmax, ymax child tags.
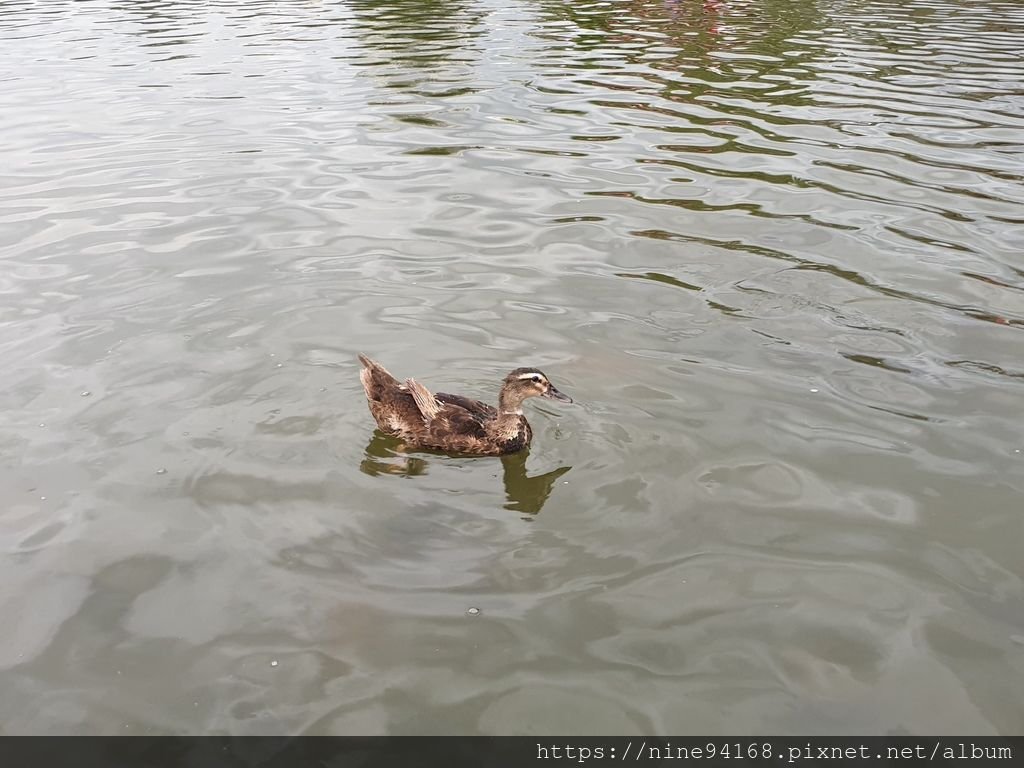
<box><xmin>500</xmin><ymin>449</ymin><xmax>572</xmax><ymax>517</ymax></box>
<box><xmin>537</xmin><ymin>0</ymin><xmax>823</xmax><ymax>64</ymax></box>
<box><xmin>3</xmin><ymin>0</ymin><xmax>1024</xmax><ymax>737</ymax></box>
<box><xmin>345</xmin><ymin>0</ymin><xmax>485</xmax><ymax>67</ymax></box>
<box><xmin>360</xmin><ymin>432</ymin><xmax>571</xmax><ymax>517</ymax></box>
<box><xmin>359</xmin><ymin>431</ymin><xmax>429</xmax><ymax>478</ymax></box>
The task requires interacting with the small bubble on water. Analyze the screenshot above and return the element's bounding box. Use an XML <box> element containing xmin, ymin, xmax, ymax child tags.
<box><xmin>156</xmin><ymin>468</ymin><xmax>167</xmax><ymax>475</ymax></box>
<box><xmin>80</xmin><ymin>391</ymin><xmax>91</xmax><ymax>397</ymax></box>
<box><xmin>466</xmin><ymin>607</ymin><xmax>481</xmax><ymax>617</ymax></box>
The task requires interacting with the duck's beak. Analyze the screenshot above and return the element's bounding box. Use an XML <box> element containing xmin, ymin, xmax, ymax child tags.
<box><xmin>543</xmin><ymin>384</ymin><xmax>573</xmax><ymax>404</ymax></box>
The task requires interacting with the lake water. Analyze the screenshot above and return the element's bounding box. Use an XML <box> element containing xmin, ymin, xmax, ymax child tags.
<box><xmin>1</xmin><ymin>0</ymin><xmax>1023</xmax><ymax>735</ymax></box>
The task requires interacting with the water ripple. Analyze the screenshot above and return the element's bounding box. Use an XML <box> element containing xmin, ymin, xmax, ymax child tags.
<box><xmin>1</xmin><ymin>0</ymin><xmax>1022</xmax><ymax>736</ymax></box>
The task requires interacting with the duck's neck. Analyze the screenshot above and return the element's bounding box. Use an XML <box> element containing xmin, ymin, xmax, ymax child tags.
<box><xmin>494</xmin><ymin>388</ymin><xmax>528</xmax><ymax>446</ymax></box>
<box><xmin>497</xmin><ymin>388</ymin><xmax>524</xmax><ymax>418</ymax></box>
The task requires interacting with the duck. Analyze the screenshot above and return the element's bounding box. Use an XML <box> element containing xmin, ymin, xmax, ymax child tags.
<box><xmin>357</xmin><ymin>354</ymin><xmax>572</xmax><ymax>456</ymax></box>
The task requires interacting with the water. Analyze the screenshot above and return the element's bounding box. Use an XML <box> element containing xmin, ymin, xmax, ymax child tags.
<box><xmin>1</xmin><ymin>0</ymin><xmax>1022</xmax><ymax>735</ymax></box>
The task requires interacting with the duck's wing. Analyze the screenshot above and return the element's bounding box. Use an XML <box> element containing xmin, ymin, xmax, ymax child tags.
<box><xmin>405</xmin><ymin>378</ymin><xmax>443</xmax><ymax>422</ymax></box>
<box><xmin>424</xmin><ymin>391</ymin><xmax>493</xmax><ymax>449</ymax></box>
<box><xmin>406</xmin><ymin>388</ymin><xmax>491</xmax><ymax>449</ymax></box>
<box><xmin>427</xmin><ymin>408</ymin><xmax>488</xmax><ymax>444</ymax></box>
<box><xmin>435</xmin><ymin>392</ymin><xmax>497</xmax><ymax>421</ymax></box>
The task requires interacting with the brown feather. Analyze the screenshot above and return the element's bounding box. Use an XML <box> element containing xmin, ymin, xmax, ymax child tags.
<box><xmin>435</xmin><ymin>392</ymin><xmax>497</xmax><ymax>421</ymax></box>
<box><xmin>356</xmin><ymin>355</ymin><xmax>568</xmax><ymax>456</ymax></box>
<box><xmin>406</xmin><ymin>378</ymin><xmax>441</xmax><ymax>422</ymax></box>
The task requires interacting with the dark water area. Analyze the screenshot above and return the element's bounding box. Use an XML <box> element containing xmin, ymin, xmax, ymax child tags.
<box><xmin>1</xmin><ymin>0</ymin><xmax>1022</xmax><ymax>734</ymax></box>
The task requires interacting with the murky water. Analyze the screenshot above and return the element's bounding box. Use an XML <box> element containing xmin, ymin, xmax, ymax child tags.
<box><xmin>2</xmin><ymin>0</ymin><xmax>1023</xmax><ymax>735</ymax></box>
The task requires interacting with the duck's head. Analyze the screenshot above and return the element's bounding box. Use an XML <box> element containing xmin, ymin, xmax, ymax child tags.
<box><xmin>499</xmin><ymin>367</ymin><xmax>572</xmax><ymax>413</ymax></box>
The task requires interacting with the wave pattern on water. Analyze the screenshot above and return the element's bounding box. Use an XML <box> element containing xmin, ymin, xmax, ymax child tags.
<box><xmin>0</xmin><ymin>0</ymin><xmax>1023</xmax><ymax>736</ymax></box>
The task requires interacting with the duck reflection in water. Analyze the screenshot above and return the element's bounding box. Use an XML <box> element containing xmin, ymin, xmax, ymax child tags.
<box><xmin>359</xmin><ymin>431</ymin><xmax>570</xmax><ymax>517</ymax></box>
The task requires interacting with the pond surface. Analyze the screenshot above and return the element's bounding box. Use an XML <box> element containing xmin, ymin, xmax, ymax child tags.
<box><xmin>1</xmin><ymin>0</ymin><xmax>1023</xmax><ymax>735</ymax></box>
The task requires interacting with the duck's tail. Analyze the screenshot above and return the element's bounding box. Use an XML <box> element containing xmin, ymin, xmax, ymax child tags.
<box><xmin>358</xmin><ymin>354</ymin><xmax>401</xmax><ymax>399</ymax></box>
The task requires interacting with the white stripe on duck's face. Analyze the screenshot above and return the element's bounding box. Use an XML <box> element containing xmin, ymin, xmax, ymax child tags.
<box><xmin>515</xmin><ymin>371</ymin><xmax>546</xmax><ymax>383</ymax></box>
<box><xmin>515</xmin><ymin>371</ymin><xmax>550</xmax><ymax>398</ymax></box>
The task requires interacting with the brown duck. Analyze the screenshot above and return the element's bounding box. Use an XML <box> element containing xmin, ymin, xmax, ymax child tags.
<box><xmin>358</xmin><ymin>354</ymin><xmax>572</xmax><ymax>456</ymax></box>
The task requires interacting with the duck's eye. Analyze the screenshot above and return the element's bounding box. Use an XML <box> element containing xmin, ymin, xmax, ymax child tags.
<box><xmin>531</xmin><ymin>375</ymin><xmax>541</xmax><ymax>383</ymax></box>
